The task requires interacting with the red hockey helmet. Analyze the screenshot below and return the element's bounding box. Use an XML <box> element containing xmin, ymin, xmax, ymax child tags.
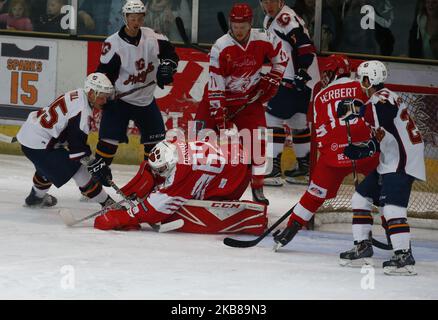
<box><xmin>322</xmin><ymin>54</ymin><xmax>351</xmax><ymax>78</ymax></box>
<box><xmin>229</xmin><ymin>3</ymin><xmax>253</xmax><ymax>23</ymax></box>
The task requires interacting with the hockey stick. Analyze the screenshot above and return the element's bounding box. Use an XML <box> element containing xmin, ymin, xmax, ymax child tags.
<box><xmin>0</xmin><ymin>133</ymin><xmax>17</xmax><ymax>143</ymax></box>
<box><xmin>345</xmin><ymin>120</ymin><xmax>392</xmax><ymax>250</ymax></box>
<box><xmin>114</xmin><ymin>80</ymin><xmax>156</xmax><ymax>99</ymax></box>
<box><xmin>223</xmin><ymin>206</ymin><xmax>295</xmax><ymax>248</ymax></box>
<box><xmin>217</xmin><ymin>12</ymin><xmax>228</xmax><ymax>34</ymax></box>
<box><xmin>226</xmin><ymin>91</ymin><xmax>263</xmax><ymax>121</ymax></box>
<box><xmin>175</xmin><ymin>16</ymin><xmax>210</xmax><ymax>54</ymax></box>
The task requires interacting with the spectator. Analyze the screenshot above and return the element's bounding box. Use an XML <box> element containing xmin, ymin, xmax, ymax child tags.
<box><xmin>294</xmin><ymin>0</ymin><xmax>337</xmax><ymax>51</ymax></box>
<box><xmin>336</xmin><ymin>0</ymin><xmax>394</xmax><ymax>56</ymax></box>
<box><xmin>34</xmin><ymin>0</ymin><xmax>68</xmax><ymax>33</ymax></box>
<box><xmin>0</xmin><ymin>0</ymin><xmax>32</xmax><ymax>31</ymax></box>
<box><xmin>77</xmin><ymin>0</ymin><xmax>125</xmax><ymax>36</ymax></box>
<box><xmin>143</xmin><ymin>0</ymin><xmax>191</xmax><ymax>42</ymax></box>
<box><xmin>409</xmin><ymin>0</ymin><xmax>438</xmax><ymax>60</ymax></box>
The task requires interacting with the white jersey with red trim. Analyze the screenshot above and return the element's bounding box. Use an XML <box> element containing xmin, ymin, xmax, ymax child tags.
<box><xmin>366</xmin><ymin>88</ymin><xmax>426</xmax><ymax>181</ymax></box>
<box><xmin>100</xmin><ymin>27</ymin><xmax>167</xmax><ymax>106</ymax></box>
<box><xmin>17</xmin><ymin>89</ymin><xmax>92</xmax><ymax>160</ymax></box>
<box><xmin>263</xmin><ymin>5</ymin><xmax>314</xmax><ymax>81</ymax></box>
<box><xmin>208</xmin><ymin>28</ymin><xmax>287</xmax><ymax>107</ymax></box>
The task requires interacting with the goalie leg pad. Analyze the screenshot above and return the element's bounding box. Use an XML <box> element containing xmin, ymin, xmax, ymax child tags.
<box><xmin>169</xmin><ymin>200</ymin><xmax>268</xmax><ymax>235</ymax></box>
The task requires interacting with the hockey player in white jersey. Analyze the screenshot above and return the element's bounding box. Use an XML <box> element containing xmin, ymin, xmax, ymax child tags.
<box><xmin>92</xmin><ymin>0</ymin><xmax>179</xmax><ymax>183</ymax></box>
<box><xmin>17</xmin><ymin>73</ymin><xmax>116</xmax><ymax>208</ymax></box>
<box><xmin>337</xmin><ymin>60</ymin><xmax>426</xmax><ymax>275</ymax></box>
<box><xmin>260</xmin><ymin>0</ymin><xmax>316</xmax><ymax>186</ymax></box>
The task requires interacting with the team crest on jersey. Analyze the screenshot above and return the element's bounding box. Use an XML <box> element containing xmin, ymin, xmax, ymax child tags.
<box><xmin>277</xmin><ymin>13</ymin><xmax>291</xmax><ymax>26</ymax></box>
<box><xmin>136</xmin><ymin>58</ymin><xmax>146</xmax><ymax>71</ymax></box>
<box><xmin>330</xmin><ymin>143</ymin><xmax>339</xmax><ymax>151</ymax></box>
<box><xmin>307</xmin><ymin>182</ymin><xmax>327</xmax><ymax>199</ymax></box>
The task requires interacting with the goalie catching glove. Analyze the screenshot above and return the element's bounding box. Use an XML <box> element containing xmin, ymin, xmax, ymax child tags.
<box><xmin>157</xmin><ymin>59</ymin><xmax>177</xmax><ymax>89</ymax></box>
<box><xmin>344</xmin><ymin>138</ymin><xmax>379</xmax><ymax>160</ymax></box>
<box><xmin>336</xmin><ymin>98</ymin><xmax>365</xmax><ymax>122</ymax></box>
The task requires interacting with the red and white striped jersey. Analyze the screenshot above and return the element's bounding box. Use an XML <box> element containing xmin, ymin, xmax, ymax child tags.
<box><xmin>208</xmin><ymin>28</ymin><xmax>288</xmax><ymax>107</ymax></box>
<box><xmin>365</xmin><ymin>88</ymin><xmax>426</xmax><ymax>181</ymax></box>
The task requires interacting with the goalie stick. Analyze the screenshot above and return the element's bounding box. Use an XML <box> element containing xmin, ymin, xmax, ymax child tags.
<box><xmin>0</xmin><ymin>133</ymin><xmax>17</xmax><ymax>143</ymax></box>
<box><xmin>217</xmin><ymin>12</ymin><xmax>228</xmax><ymax>34</ymax></box>
<box><xmin>175</xmin><ymin>17</ymin><xmax>210</xmax><ymax>54</ymax></box>
<box><xmin>223</xmin><ymin>205</ymin><xmax>295</xmax><ymax>248</ymax></box>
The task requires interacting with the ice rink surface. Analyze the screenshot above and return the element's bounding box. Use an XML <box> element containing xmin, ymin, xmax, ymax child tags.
<box><xmin>1</xmin><ymin>154</ymin><xmax>437</xmax><ymax>300</ymax></box>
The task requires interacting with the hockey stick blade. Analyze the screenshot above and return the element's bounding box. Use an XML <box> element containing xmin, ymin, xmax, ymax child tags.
<box><xmin>223</xmin><ymin>206</ymin><xmax>295</xmax><ymax>248</ymax></box>
<box><xmin>217</xmin><ymin>12</ymin><xmax>228</xmax><ymax>34</ymax></box>
<box><xmin>175</xmin><ymin>17</ymin><xmax>209</xmax><ymax>54</ymax></box>
<box><xmin>0</xmin><ymin>133</ymin><xmax>17</xmax><ymax>143</ymax></box>
<box><xmin>372</xmin><ymin>238</ymin><xmax>393</xmax><ymax>250</ymax></box>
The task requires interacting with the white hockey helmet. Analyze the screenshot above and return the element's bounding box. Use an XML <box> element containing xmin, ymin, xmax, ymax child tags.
<box><xmin>148</xmin><ymin>141</ymin><xmax>179</xmax><ymax>178</ymax></box>
<box><xmin>357</xmin><ymin>60</ymin><xmax>388</xmax><ymax>89</ymax></box>
<box><xmin>84</xmin><ymin>73</ymin><xmax>114</xmax><ymax>97</ymax></box>
<box><xmin>122</xmin><ymin>0</ymin><xmax>146</xmax><ymax>25</ymax></box>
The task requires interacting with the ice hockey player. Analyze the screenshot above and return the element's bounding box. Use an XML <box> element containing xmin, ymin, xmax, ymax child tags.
<box><xmin>194</xmin><ymin>3</ymin><xmax>288</xmax><ymax>205</ymax></box>
<box><xmin>16</xmin><ymin>73</ymin><xmax>116</xmax><ymax>208</ymax></box>
<box><xmin>92</xmin><ymin>0</ymin><xmax>179</xmax><ymax>185</ymax></box>
<box><xmin>260</xmin><ymin>0</ymin><xmax>316</xmax><ymax>187</ymax></box>
<box><xmin>93</xmin><ymin>139</ymin><xmax>268</xmax><ymax>235</ymax></box>
<box><xmin>272</xmin><ymin>55</ymin><xmax>379</xmax><ymax>251</ymax></box>
<box><xmin>337</xmin><ymin>60</ymin><xmax>425</xmax><ymax>276</ymax></box>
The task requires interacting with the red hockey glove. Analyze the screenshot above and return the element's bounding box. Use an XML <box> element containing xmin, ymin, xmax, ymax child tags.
<box><xmin>94</xmin><ymin>208</ymin><xmax>141</xmax><ymax>231</ymax></box>
<box><xmin>250</xmin><ymin>72</ymin><xmax>281</xmax><ymax>105</ymax></box>
<box><xmin>210</xmin><ymin>99</ymin><xmax>230</xmax><ymax>130</ymax></box>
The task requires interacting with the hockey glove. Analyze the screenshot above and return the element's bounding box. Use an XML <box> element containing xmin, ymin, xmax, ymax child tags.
<box><xmin>157</xmin><ymin>59</ymin><xmax>177</xmax><ymax>89</ymax></box>
<box><xmin>336</xmin><ymin>99</ymin><xmax>365</xmax><ymax>122</ymax></box>
<box><xmin>94</xmin><ymin>208</ymin><xmax>141</xmax><ymax>231</ymax></box>
<box><xmin>251</xmin><ymin>72</ymin><xmax>281</xmax><ymax>105</ymax></box>
<box><xmin>210</xmin><ymin>99</ymin><xmax>229</xmax><ymax>130</ymax></box>
<box><xmin>344</xmin><ymin>138</ymin><xmax>379</xmax><ymax>160</ymax></box>
<box><xmin>292</xmin><ymin>69</ymin><xmax>312</xmax><ymax>91</ymax></box>
<box><xmin>273</xmin><ymin>220</ymin><xmax>302</xmax><ymax>249</ymax></box>
<box><xmin>86</xmin><ymin>157</ymin><xmax>113</xmax><ymax>187</ymax></box>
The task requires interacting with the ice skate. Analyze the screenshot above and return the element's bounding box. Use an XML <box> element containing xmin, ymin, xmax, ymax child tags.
<box><xmin>24</xmin><ymin>188</ymin><xmax>57</xmax><ymax>208</ymax></box>
<box><xmin>339</xmin><ymin>239</ymin><xmax>374</xmax><ymax>267</ymax></box>
<box><xmin>251</xmin><ymin>187</ymin><xmax>269</xmax><ymax>205</ymax></box>
<box><xmin>383</xmin><ymin>249</ymin><xmax>417</xmax><ymax>276</ymax></box>
<box><xmin>264</xmin><ymin>153</ymin><xmax>283</xmax><ymax>187</ymax></box>
<box><xmin>284</xmin><ymin>154</ymin><xmax>310</xmax><ymax>185</ymax></box>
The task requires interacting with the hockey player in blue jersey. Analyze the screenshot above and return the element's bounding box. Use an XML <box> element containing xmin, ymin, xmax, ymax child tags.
<box><xmin>337</xmin><ymin>60</ymin><xmax>426</xmax><ymax>276</ymax></box>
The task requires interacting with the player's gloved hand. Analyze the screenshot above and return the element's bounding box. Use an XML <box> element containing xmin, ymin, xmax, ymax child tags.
<box><xmin>86</xmin><ymin>157</ymin><xmax>112</xmax><ymax>187</ymax></box>
<box><xmin>209</xmin><ymin>99</ymin><xmax>228</xmax><ymax>130</ymax></box>
<box><xmin>292</xmin><ymin>69</ymin><xmax>311</xmax><ymax>91</ymax></box>
<box><xmin>272</xmin><ymin>220</ymin><xmax>302</xmax><ymax>250</ymax></box>
<box><xmin>157</xmin><ymin>59</ymin><xmax>177</xmax><ymax>89</ymax></box>
<box><xmin>251</xmin><ymin>72</ymin><xmax>282</xmax><ymax>105</ymax></box>
<box><xmin>94</xmin><ymin>208</ymin><xmax>141</xmax><ymax>231</ymax></box>
<box><xmin>336</xmin><ymin>99</ymin><xmax>365</xmax><ymax>121</ymax></box>
<box><xmin>344</xmin><ymin>138</ymin><xmax>378</xmax><ymax>160</ymax></box>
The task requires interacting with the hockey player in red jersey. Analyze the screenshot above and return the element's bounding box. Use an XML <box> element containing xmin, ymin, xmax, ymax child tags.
<box><xmin>271</xmin><ymin>55</ymin><xmax>379</xmax><ymax>250</ymax></box>
<box><xmin>194</xmin><ymin>3</ymin><xmax>288</xmax><ymax>205</ymax></box>
<box><xmin>337</xmin><ymin>60</ymin><xmax>425</xmax><ymax>275</ymax></box>
<box><xmin>94</xmin><ymin>139</ymin><xmax>268</xmax><ymax>235</ymax></box>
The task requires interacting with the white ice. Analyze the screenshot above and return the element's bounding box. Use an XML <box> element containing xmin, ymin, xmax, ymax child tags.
<box><xmin>1</xmin><ymin>154</ymin><xmax>437</xmax><ymax>300</ymax></box>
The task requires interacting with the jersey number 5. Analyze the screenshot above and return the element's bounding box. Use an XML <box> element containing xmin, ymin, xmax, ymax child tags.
<box><xmin>400</xmin><ymin>109</ymin><xmax>422</xmax><ymax>145</ymax></box>
<box><xmin>37</xmin><ymin>96</ymin><xmax>68</xmax><ymax>129</ymax></box>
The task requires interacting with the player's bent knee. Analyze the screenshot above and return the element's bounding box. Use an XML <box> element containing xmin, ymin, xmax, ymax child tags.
<box><xmin>352</xmin><ymin>192</ymin><xmax>373</xmax><ymax>211</ymax></box>
<box><xmin>383</xmin><ymin>204</ymin><xmax>407</xmax><ymax>221</ymax></box>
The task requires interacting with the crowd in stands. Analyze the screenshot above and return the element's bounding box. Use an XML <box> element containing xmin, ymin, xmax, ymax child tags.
<box><xmin>0</xmin><ymin>0</ymin><xmax>436</xmax><ymax>60</ymax></box>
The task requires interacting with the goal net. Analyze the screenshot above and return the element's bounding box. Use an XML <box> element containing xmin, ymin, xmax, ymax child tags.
<box><xmin>316</xmin><ymin>91</ymin><xmax>438</xmax><ymax>223</ymax></box>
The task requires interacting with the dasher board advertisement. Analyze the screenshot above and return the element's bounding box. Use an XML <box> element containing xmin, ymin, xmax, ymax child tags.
<box><xmin>0</xmin><ymin>36</ymin><xmax>57</xmax><ymax>109</ymax></box>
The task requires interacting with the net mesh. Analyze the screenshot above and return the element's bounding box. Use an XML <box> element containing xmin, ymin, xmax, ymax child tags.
<box><xmin>317</xmin><ymin>92</ymin><xmax>438</xmax><ymax>219</ymax></box>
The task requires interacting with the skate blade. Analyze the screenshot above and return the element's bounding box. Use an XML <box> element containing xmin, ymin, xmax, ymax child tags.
<box><xmin>285</xmin><ymin>177</ymin><xmax>309</xmax><ymax>185</ymax></box>
<box><xmin>273</xmin><ymin>242</ymin><xmax>283</xmax><ymax>252</ymax></box>
<box><xmin>339</xmin><ymin>257</ymin><xmax>374</xmax><ymax>268</ymax></box>
<box><xmin>383</xmin><ymin>265</ymin><xmax>417</xmax><ymax>276</ymax></box>
<box><xmin>264</xmin><ymin>177</ymin><xmax>284</xmax><ymax>187</ymax></box>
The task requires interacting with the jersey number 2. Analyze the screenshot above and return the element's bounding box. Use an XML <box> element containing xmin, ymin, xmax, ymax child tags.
<box><xmin>400</xmin><ymin>109</ymin><xmax>422</xmax><ymax>145</ymax></box>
